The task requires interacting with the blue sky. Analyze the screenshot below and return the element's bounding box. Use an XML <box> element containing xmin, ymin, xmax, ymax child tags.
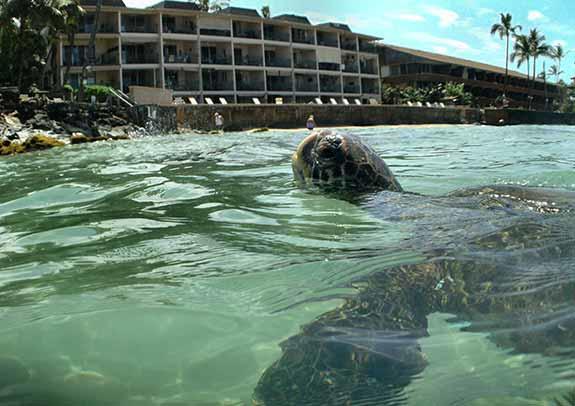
<box><xmin>125</xmin><ymin>0</ymin><xmax>575</xmax><ymax>82</ymax></box>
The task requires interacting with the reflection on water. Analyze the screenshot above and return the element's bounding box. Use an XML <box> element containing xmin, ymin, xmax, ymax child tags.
<box><xmin>1</xmin><ymin>125</ymin><xmax>575</xmax><ymax>405</ymax></box>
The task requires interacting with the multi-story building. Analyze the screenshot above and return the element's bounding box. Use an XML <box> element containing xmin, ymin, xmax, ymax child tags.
<box><xmin>377</xmin><ymin>44</ymin><xmax>561</xmax><ymax>109</ymax></box>
<box><xmin>58</xmin><ymin>0</ymin><xmax>381</xmax><ymax>104</ymax></box>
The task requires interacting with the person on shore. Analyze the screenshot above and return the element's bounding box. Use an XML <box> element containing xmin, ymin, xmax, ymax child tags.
<box><xmin>214</xmin><ymin>112</ymin><xmax>224</xmax><ymax>131</ymax></box>
<box><xmin>306</xmin><ymin>115</ymin><xmax>316</xmax><ymax>131</ymax></box>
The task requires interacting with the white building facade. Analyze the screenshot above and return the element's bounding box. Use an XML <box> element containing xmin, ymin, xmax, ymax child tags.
<box><xmin>58</xmin><ymin>1</ymin><xmax>381</xmax><ymax>104</ymax></box>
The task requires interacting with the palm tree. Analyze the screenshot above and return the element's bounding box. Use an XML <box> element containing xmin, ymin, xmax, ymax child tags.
<box><xmin>528</xmin><ymin>29</ymin><xmax>551</xmax><ymax>87</ymax></box>
<box><xmin>62</xmin><ymin>1</ymin><xmax>85</xmax><ymax>87</ymax></box>
<box><xmin>261</xmin><ymin>5</ymin><xmax>270</xmax><ymax>18</ymax></box>
<box><xmin>548</xmin><ymin>65</ymin><xmax>564</xmax><ymax>83</ymax></box>
<box><xmin>511</xmin><ymin>34</ymin><xmax>531</xmax><ymax>81</ymax></box>
<box><xmin>550</xmin><ymin>44</ymin><xmax>567</xmax><ymax>82</ymax></box>
<box><xmin>490</xmin><ymin>13</ymin><xmax>521</xmax><ymax>96</ymax></box>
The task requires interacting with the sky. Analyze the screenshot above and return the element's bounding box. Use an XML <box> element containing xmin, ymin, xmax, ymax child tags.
<box><xmin>124</xmin><ymin>0</ymin><xmax>575</xmax><ymax>82</ymax></box>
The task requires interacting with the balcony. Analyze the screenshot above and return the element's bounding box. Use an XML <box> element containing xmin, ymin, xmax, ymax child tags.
<box><xmin>162</xmin><ymin>16</ymin><xmax>196</xmax><ymax>34</ymax></box>
<box><xmin>341</xmin><ymin>39</ymin><xmax>357</xmax><ymax>51</ymax></box>
<box><xmin>201</xmin><ymin>55</ymin><xmax>233</xmax><ymax>65</ymax></box>
<box><xmin>121</xmin><ymin>24</ymin><xmax>158</xmax><ymax>34</ymax></box>
<box><xmin>79</xmin><ymin>23</ymin><xmax>117</xmax><ymax>34</ymax></box>
<box><xmin>317</xmin><ymin>32</ymin><xmax>338</xmax><ymax>48</ymax></box>
<box><xmin>266</xmin><ymin>57</ymin><xmax>291</xmax><ymax>68</ymax></box>
<box><xmin>237</xmin><ymin>82</ymin><xmax>265</xmax><ymax>91</ymax></box>
<box><xmin>320</xmin><ymin>81</ymin><xmax>341</xmax><ymax>93</ymax></box>
<box><xmin>203</xmin><ymin>80</ymin><xmax>234</xmax><ymax>91</ymax></box>
<box><xmin>263</xmin><ymin>29</ymin><xmax>290</xmax><ymax>42</ymax></box>
<box><xmin>63</xmin><ymin>49</ymin><xmax>119</xmax><ymax>66</ymax></box>
<box><xmin>166</xmin><ymin>80</ymin><xmax>199</xmax><ymax>91</ymax></box>
<box><xmin>292</xmin><ymin>29</ymin><xmax>314</xmax><ymax>45</ymax></box>
<box><xmin>267</xmin><ymin>81</ymin><xmax>292</xmax><ymax>92</ymax></box>
<box><xmin>359</xmin><ymin>42</ymin><xmax>376</xmax><ymax>53</ymax></box>
<box><xmin>236</xmin><ymin>56</ymin><xmax>263</xmax><ymax>66</ymax></box>
<box><xmin>318</xmin><ymin>62</ymin><xmax>341</xmax><ymax>72</ymax></box>
<box><xmin>199</xmin><ymin>28</ymin><xmax>231</xmax><ymax>37</ymax></box>
<box><xmin>164</xmin><ymin>53</ymin><xmax>198</xmax><ymax>64</ymax></box>
<box><xmin>294</xmin><ymin>59</ymin><xmax>317</xmax><ymax>70</ymax></box>
<box><xmin>360</xmin><ymin>64</ymin><xmax>378</xmax><ymax>75</ymax></box>
<box><xmin>123</xmin><ymin>53</ymin><xmax>159</xmax><ymax>64</ymax></box>
<box><xmin>344</xmin><ymin>85</ymin><xmax>360</xmax><ymax>94</ymax></box>
<box><xmin>343</xmin><ymin>63</ymin><xmax>359</xmax><ymax>73</ymax></box>
<box><xmin>295</xmin><ymin>82</ymin><xmax>318</xmax><ymax>92</ymax></box>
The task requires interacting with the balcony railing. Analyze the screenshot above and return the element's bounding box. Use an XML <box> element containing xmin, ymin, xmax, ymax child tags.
<box><xmin>320</xmin><ymin>83</ymin><xmax>341</xmax><ymax>93</ymax></box>
<box><xmin>360</xmin><ymin>65</ymin><xmax>378</xmax><ymax>75</ymax></box>
<box><xmin>234</xmin><ymin>30</ymin><xmax>261</xmax><ymax>39</ymax></box>
<box><xmin>295</xmin><ymin>83</ymin><xmax>318</xmax><ymax>92</ymax></box>
<box><xmin>341</xmin><ymin>41</ymin><xmax>357</xmax><ymax>51</ymax></box>
<box><xmin>359</xmin><ymin>43</ymin><xmax>376</xmax><ymax>53</ymax></box>
<box><xmin>363</xmin><ymin>87</ymin><xmax>379</xmax><ymax>94</ymax></box>
<box><xmin>317</xmin><ymin>38</ymin><xmax>338</xmax><ymax>48</ymax></box>
<box><xmin>294</xmin><ymin>59</ymin><xmax>317</xmax><ymax>69</ymax></box>
<box><xmin>266</xmin><ymin>57</ymin><xmax>291</xmax><ymax>68</ymax></box>
<box><xmin>79</xmin><ymin>24</ymin><xmax>117</xmax><ymax>34</ymax></box>
<box><xmin>162</xmin><ymin>24</ymin><xmax>197</xmax><ymax>34</ymax></box>
<box><xmin>319</xmin><ymin>62</ymin><xmax>341</xmax><ymax>72</ymax></box>
<box><xmin>166</xmin><ymin>80</ymin><xmax>200</xmax><ymax>91</ymax></box>
<box><xmin>263</xmin><ymin>30</ymin><xmax>290</xmax><ymax>42</ymax></box>
<box><xmin>63</xmin><ymin>52</ymin><xmax>119</xmax><ymax>66</ymax></box>
<box><xmin>122</xmin><ymin>53</ymin><xmax>159</xmax><ymax>64</ymax></box>
<box><xmin>344</xmin><ymin>85</ymin><xmax>360</xmax><ymax>94</ymax></box>
<box><xmin>201</xmin><ymin>55</ymin><xmax>233</xmax><ymax>65</ymax></box>
<box><xmin>200</xmin><ymin>28</ymin><xmax>231</xmax><ymax>37</ymax></box>
<box><xmin>164</xmin><ymin>53</ymin><xmax>198</xmax><ymax>64</ymax></box>
<box><xmin>343</xmin><ymin>63</ymin><xmax>358</xmax><ymax>73</ymax></box>
<box><xmin>203</xmin><ymin>81</ymin><xmax>234</xmax><ymax>91</ymax></box>
<box><xmin>267</xmin><ymin>82</ymin><xmax>293</xmax><ymax>91</ymax></box>
<box><xmin>292</xmin><ymin>33</ymin><xmax>314</xmax><ymax>45</ymax></box>
<box><xmin>236</xmin><ymin>56</ymin><xmax>263</xmax><ymax>66</ymax></box>
<box><xmin>121</xmin><ymin>24</ymin><xmax>158</xmax><ymax>34</ymax></box>
<box><xmin>237</xmin><ymin>82</ymin><xmax>265</xmax><ymax>91</ymax></box>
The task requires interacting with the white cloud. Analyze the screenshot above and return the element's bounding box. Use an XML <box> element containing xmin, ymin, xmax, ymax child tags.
<box><xmin>424</xmin><ymin>6</ymin><xmax>459</xmax><ymax>28</ymax></box>
<box><xmin>476</xmin><ymin>8</ymin><xmax>497</xmax><ymax>17</ymax></box>
<box><xmin>432</xmin><ymin>46</ymin><xmax>448</xmax><ymax>54</ymax></box>
<box><xmin>406</xmin><ymin>32</ymin><xmax>471</xmax><ymax>52</ymax></box>
<box><xmin>527</xmin><ymin>10</ymin><xmax>546</xmax><ymax>21</ymax></box>
<box><xmin>397</xmin><ymin>13</ymin><xmax>426</xmax><ymax>22</ymax></box>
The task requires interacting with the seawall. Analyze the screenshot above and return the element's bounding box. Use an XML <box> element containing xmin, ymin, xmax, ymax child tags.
<box><xmin>131</xmin><ymin>104</ymin><xmax>480</xmax><ymax>131</ymax></box>
<box><xmin>129</xmin><ymin>104</ymin><xmax>575</xmax><ymax>132</ymax></box>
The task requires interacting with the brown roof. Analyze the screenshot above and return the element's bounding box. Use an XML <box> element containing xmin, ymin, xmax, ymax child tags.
<box><xmin>380</xmin><ymin>43</ymin><xmax>534</xmax><ymax>81</ymax></box>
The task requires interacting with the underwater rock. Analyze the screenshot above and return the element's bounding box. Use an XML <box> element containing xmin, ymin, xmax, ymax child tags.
<box><xmin>0</xmin><ymin>357</ymin><xmax>31</xmax><ymax>390</ymax></box>
<box><xmin>250</xmin><ymin>128</ymin><xmax>269</xmax><ymax>133</ymax></box>
<box><xmin>22</xmin><ymin>134</ymin><xmax>65</xmax><ymax>152</ymax></box>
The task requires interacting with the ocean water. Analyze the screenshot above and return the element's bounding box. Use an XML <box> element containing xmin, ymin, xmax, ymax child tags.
<box><xmin>0</xmin><ymin>125</ymin><xmax>574</xmax><ymax>405</ymax></box>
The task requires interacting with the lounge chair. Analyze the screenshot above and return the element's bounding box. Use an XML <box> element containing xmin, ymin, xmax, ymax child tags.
<box><xmin>342</xmin><ymin>98</ymin><xmax>350</xmax><ymax>105</ymax></box>
<box><xmin>354</xmin><ymin>99</ymin><xmax>362</xmax><ymax>105</ymax></box>
<box><xmin>219</xmin><ymin>97</ymin><xmax>228</xmax><ymax>105</ymax></box>
<box><xmin>174</xmin><ymin>97</ymin><xmax>185</xmax><ymax>105</ymax></box>
<box><xmin>252</xmin><ymin>97</ymin><xmax>261</xmax><ymax>105</ymax></box>
<box><xmin>407</xmin><ymin>101</ymin><xmax>414</xmax><ymax>107</ymax></box>
<box><xmin>330</xmin><ymin>98</ymin><xmax>338</xmax><ymax>105</ymax></box>
<box><xmin>415</xmin><ymin>101</ymin><xmax>423</xmax><ymax>107</ymax></box>
<box><xmin>368</xmin><ymin>98</ymin><xmax>379</xmax><ymax>105</ymax></box>
<box><xmin>425</xmin><ymin>102</ymin><xmax>432</xmax><ymax>108</ymax></box>
<box><xmin>315</xmin><ymin>98</ymin><xmax>323</xmax><ymax>105</ymax></box>
<box><xmin>275</xmin><ymin>97</ymin><xmax>283</xmax><ymax>105</ymax></box>
<box><xmin>188</xmin><ymin>97</ymin><xmax>198</xmax><ymax>105</ymax></box>
<box><xmin>439</xmin><ymin>102</ymin><xmax>446</xmax><ymax>108</ymax></box>
<box><xmin>205</xmin><ymin>97</ymin><xmax>214</xmax><ymax>105</ymax></box>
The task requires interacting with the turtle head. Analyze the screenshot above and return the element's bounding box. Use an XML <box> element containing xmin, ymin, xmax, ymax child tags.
<box><xmin>292</xmin><ymin>129</ymin><xmax>404</xmax><ymax>193</ymax></box>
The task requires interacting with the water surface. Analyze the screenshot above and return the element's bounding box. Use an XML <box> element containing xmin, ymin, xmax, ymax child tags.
<box><xmin>0</xmin><ymin>125</ymin><xmax>574</xmax><ymax>405</ymax></box>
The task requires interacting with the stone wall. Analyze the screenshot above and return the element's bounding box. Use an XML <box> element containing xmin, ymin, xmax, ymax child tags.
<box><xmin>132</xmin><ymin>104</ymin><xmax>478</xmax><ymax>131</ymax></box>
<box><xmin>484</xmin><ymin>108</ymin><xmax>575</xmax><ymax>125</ymax></box>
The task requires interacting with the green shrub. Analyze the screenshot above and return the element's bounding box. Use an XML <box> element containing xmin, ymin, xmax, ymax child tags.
<box><xmin>84</xmin><ymin>85</ymin><xmax>114</xmax><ymax>102</ymax></box>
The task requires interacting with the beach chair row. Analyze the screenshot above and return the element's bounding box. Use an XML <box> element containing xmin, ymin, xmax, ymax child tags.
<box><xmin>406</xmin><ymin>101</ymin><xmax>447</xmax><ymax>108</ymax></box>
<box><xmin>172</xmin><ymin>97</ymin><xmax>378</xmax><ymax>106</ymax></box>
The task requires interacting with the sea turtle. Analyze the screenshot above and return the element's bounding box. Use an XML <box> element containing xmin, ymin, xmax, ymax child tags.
<box><xmin>253</xmin><ymin>130</ymin><xmax>575</xmax><ymax>405</ymax></box>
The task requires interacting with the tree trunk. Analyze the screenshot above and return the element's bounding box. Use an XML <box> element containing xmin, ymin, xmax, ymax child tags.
<box><xmin>504</xmin><ymin>34</ymin><xmax>509</xmax><ymax>96</ymax></box>
<box><xmin>63</xmin><ymin>31</ymin><xmax>76</xmax><ymax>86</ymax></box>
<box><xmin>16</xmin><ymin>21</ymin><xmax>27</xmax><ymax>91</ymax></box>
<box><xmin>78</xmin><ymin>0</ymin><xmax>102</xmax><ymax>101</ymax></box>
<box><xmin>531</xmin><ymin>57</ymin><xmax>537</xmax><ymax>110</ymax></box>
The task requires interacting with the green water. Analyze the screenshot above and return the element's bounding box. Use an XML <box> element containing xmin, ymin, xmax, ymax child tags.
<box><xmin>0</xmin><ymin>125</ymin><xmax>574</xmax><ymax>405</ymax></box>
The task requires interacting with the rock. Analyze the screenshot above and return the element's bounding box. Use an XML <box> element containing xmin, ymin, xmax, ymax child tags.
<box><xmin>22</xmin><ymin>134</ymin><xmax>65</xmax><ymax>152</ymax></box>
<box><xmin>0</xmin><ymin>357</ymin><xmax>30</xmax><ymax>390</ymax></box>
<box><xmin>250</xmin><ymin>127</ymin><xmax>269</xmax><ymax>133</ymax></box>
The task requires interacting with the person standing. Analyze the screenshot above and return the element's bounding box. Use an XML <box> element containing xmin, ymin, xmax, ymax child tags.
<box><xmin>214</xmin><ymin>112</ymin><xmax>224</xmax><ymax>131</ymax></box>
<box><xmin>306</xmin><ymin>115</ymin><xmax>316</xmax><ymax>131</ymax></box>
